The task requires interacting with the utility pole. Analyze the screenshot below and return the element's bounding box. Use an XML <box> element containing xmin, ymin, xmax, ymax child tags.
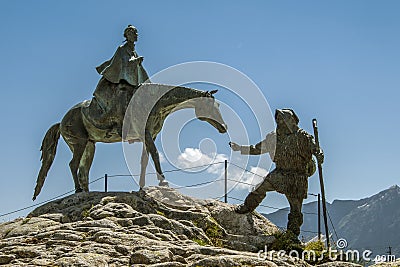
<box><xmin>309</xmin><ymin>192</ymin><xmax>322</xmax><ymax>241</ymax></box>
<box><xmin>387</xmin><ymin>246</ymin><xmax>392</xmax><ymax>256</ymax></box>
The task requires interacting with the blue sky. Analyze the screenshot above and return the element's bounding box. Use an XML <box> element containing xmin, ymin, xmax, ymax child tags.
<box><xmin>0</xmin><ymin>1</ymin><xmax>399</xmax><ymax>220</ymax></box>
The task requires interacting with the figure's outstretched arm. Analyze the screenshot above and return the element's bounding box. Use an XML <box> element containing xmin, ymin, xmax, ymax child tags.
<box><xmin>229</xmin><ymin>132</ymin><xmax>276</xmax><ymax>155</ymax></box>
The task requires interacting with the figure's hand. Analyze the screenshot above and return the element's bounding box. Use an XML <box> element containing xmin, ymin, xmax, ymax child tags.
<box><xmin>229</xmin><ymin>142</ymin><xmax>241</xmax><ymax>151</ymax></box>
<box><xmin>130</xmin><ymin>56</ymin><xmax>144</xmax><ymax>63</ymax></box>
<box><xmin>316</xmin><ymin>150</ymin><xmax>324</xmax><ymax>164</ymax></box>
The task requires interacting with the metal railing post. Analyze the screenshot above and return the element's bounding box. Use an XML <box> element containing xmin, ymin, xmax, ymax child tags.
<box><xmin>224</xmin><ymin>160</ymin><xmax>228</xmax><ymax>203</ymax></box>
<box><xmin>105</xmin><ymin>174</ymin><xmax>108</xmax><ymax>192</ymax></box>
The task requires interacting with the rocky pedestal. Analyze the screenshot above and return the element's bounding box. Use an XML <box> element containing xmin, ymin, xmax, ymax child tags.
<box><xmin>0</xmin><ymin>187</ymin><xmax>362</xmax><ymax>266</ymax></box>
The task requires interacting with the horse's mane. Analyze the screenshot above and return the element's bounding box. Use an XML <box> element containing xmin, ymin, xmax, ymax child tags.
<box><xmin>138</xmin><ymin>83</ymin><xmax>206</xmax><ymax>98</ymax></box>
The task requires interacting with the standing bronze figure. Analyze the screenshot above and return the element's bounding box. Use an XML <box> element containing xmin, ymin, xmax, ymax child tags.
<box><xmin>230</xmin><ymin>109</ymin><xmax>324</xmax><ymax>238</ymax></box>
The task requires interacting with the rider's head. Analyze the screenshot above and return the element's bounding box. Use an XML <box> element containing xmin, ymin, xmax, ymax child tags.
<box><xmin>124</xmin><ymin>25</ymin><xmax>138</xmax><ymax>42</ymax></box>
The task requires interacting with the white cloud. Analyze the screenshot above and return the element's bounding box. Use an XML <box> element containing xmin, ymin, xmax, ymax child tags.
<box><xmin>230</xmin><ymin>166</ymin><xmax>269</xmax><ymax>191</ymax></box>
<box><xmin>177</xmin><ymin>148</ymin><xmax>227</xmax><ymax>174</ymax></box>
<box><xmin>176</xmin><ymin>147</ymin><xmax>268</xmax><ymax>192</ymax></box>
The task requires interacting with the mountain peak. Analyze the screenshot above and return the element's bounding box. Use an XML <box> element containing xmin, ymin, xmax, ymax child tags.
<box><xmin>389</xmin><ymin>184</ymin><xmax>400</xmax><ymax>190</ymax></box>
<box><xmin>375</xmin><ymin>184</ymin><xmax>400</xmax><ymax>199</ymax></box>
<box><xmin>265</xmin><ymin>185</ymin><xmax>400</xmax><ymax>260</ymax></box>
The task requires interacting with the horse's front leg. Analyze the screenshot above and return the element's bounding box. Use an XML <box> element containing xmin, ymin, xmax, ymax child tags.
<box><xmin>144</xmin><ymin>131</ymin><xmax>169</xmax><ymax>187</ymax></box>
<box><xmin>140</xmin><ymin>144</ymin><xmax>149</xmax><ymax>189</ymax></box>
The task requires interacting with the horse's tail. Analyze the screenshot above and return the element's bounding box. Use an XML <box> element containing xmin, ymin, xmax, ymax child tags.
<box><xmin>33</xmin><ymin>123</ymin><xmax>61</xmax><ymax>201</ymax></box>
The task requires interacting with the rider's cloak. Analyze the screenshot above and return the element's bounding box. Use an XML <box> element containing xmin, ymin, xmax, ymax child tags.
<box><xmin>96</xmin><ymin>43</ymin><xmax>149</xmax><ymax>86</ymax></box>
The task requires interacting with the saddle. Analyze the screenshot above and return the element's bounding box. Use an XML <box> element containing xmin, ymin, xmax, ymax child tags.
<box><xmin>81</xmin><ymin>78</ymin><xmax>136</xmax><ymax>137</ymax></box>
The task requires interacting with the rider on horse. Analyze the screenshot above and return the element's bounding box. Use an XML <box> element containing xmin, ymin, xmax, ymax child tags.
<box><xmin>82</xmin><ymin>25</ymin><xmax>150</xmax><ymax>137</ymax></box>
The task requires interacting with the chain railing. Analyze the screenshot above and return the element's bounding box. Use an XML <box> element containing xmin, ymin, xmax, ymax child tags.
<box><xmin>0</xmin><ymin>160</ymin><xmax>336</xmax><ymax>241</ymax></box>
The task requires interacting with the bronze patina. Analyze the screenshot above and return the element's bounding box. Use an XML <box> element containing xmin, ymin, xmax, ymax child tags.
<box><xmin>33</xmin><ymin>26</ymin><xmax>227</xmax><ymax>200</ymax></box>
<box><xmin>230</xmin><ymin>109</ymin><xmax>324</xmax><ymax>238</ymax></box>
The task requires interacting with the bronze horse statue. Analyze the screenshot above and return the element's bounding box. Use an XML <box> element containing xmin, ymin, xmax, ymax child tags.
<box><xmin>33</xmin><ymin>84</ymin><xmax>227</xmax><ymax>200</ymax></box>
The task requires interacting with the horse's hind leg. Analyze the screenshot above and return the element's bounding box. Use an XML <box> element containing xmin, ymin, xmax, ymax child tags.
<box><xmin>66</xmin><ymin>140</ymin><xmax>87</xmax><ymax>193</ymax></box>
<box><xmin>60</xmin><ymin>104</ymin><xmax>90</xmax><ymax>194</ymax></box>
<box><xmin>78</xmin><ymin>141</ymin><xmax>95</xmax><ymax>192</ymax></box>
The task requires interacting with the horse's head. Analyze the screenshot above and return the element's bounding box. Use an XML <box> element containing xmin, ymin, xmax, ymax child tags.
<box><xmin>194</xmin><ymin>90</ymin><xmax>227</xmax><ymax>134</ymax></box>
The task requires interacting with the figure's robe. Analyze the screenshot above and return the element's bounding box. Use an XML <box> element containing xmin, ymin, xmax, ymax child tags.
<box><xmin>96</xmin><ymin>43</ymin><xmax>149</xmax><ymax>86</ymax></box>
<box><xmin>81</xmin><ymin>43</ymin><xmax>150</xmax><ymax>137</ymax></box>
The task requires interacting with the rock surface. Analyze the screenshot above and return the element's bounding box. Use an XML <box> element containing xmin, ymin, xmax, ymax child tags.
<box><xmin>0</xmin><ymin>187</ymin><xmax>362</xmax><ymax>266</ymax></box>
<box><xmin>371</xmin><ymin>259</ymin><xmax>400</xmax><ymax>266</ymax></box>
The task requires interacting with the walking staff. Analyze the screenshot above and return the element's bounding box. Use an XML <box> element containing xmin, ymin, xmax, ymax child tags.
<box><xmin>312</xmin><ymin>119</ymin><xmax>330</xmax><ymax>247</ymax></box>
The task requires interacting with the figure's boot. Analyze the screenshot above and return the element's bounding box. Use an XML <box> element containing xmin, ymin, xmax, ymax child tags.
<box><xmin>287</xmin><ymin>210</ymin><xmax>303</xmax><ymax>238</ymax></box>
<box><xmin>235</xmin><ymin>191</ymin><xmax>266</xmax><ymax>214</ymax></box>
<box><xmin>235</xmin><ymin>204</ymin><xmax>251</xmax><ymax>214</ymax></box>
<box><xmin>286</xmin><ymin>196</ymin><xmax>304</xmax><ymax>239</ymax></box>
